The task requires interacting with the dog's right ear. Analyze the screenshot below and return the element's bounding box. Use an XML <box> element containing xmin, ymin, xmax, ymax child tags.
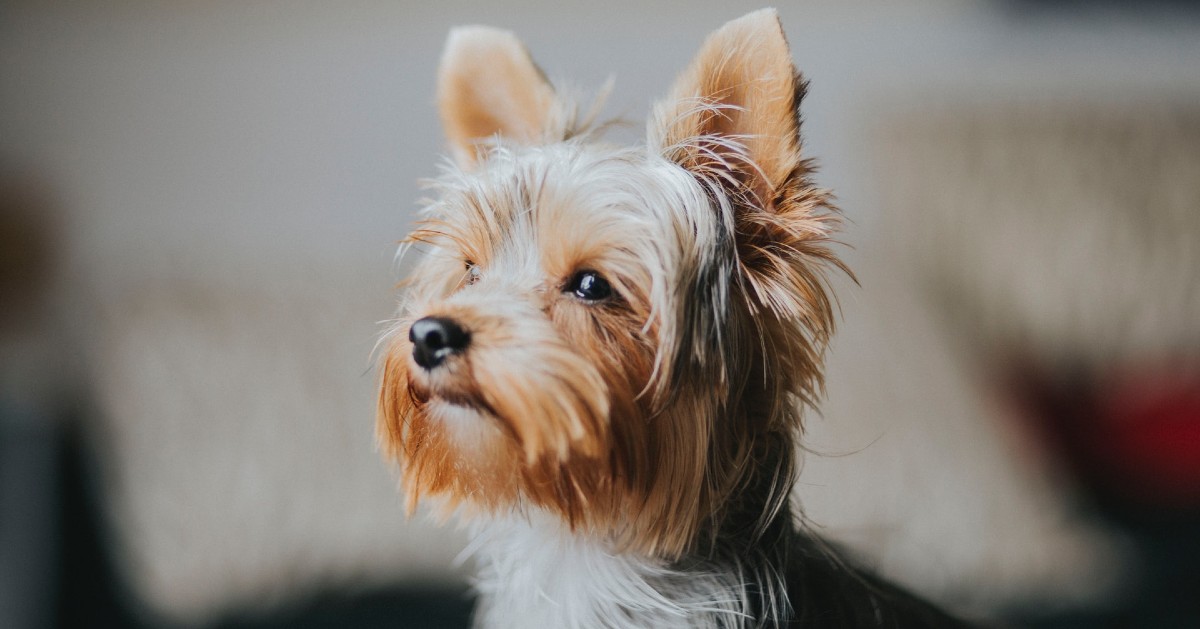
<box><xmin>437</xmin><ymin>26</ymin><xmax>557</xmax><ymax>168</ymax></box>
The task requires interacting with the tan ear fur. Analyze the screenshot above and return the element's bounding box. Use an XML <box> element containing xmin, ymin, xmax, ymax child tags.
<box><xmin>651</xmin><ymin>9</ymin><xmax>843</xmax><ymax>328</ymax></box>
<box><xmin>650</xmin><ymin>8</ymin><xmax>802</xmax><ymax>209</ymax></box>
<box><xmin>437</xmin><ymin>26</ymin><xmax>557</xmax><ymax>167</ymax></box>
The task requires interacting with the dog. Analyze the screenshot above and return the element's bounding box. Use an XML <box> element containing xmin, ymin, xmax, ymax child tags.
<box><xmin>378</xmin><ymin>9</ymin><xmax>970</xmax><ymax>628</ymax></box>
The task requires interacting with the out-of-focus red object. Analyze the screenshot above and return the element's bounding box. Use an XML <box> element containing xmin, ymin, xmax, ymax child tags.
<box><xmin>1012</xmin><ymin>360</ymin><xmax>1200</xmax><ymax>509</ymax></box>
<box><xmin>1098</xmin><ymin>370</ymin><xmax>1200</xmax><ymax>504</ymax></box>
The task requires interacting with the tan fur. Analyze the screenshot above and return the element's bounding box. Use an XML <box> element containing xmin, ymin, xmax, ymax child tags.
<box><xmin>379</xmin><ymin>8</ymin><xmax>844</xmax><ymax>563</ymax></box>
<box><xmin>437</xmin><ymin>26</ymin><xmax>558</xmax><ymax>167</ymax></box>
<box><xmin>642</xmin><ymin>10</ymin><xmax>845</xmax><ymax>553</ymax></box>
<box><xmin>652</xmin><ymin>10</ymin><xmax>801</xmax><ymax>208</ymax></box>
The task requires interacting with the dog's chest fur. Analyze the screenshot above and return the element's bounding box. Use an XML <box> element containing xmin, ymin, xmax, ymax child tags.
<box><xmin>467</xmin><ymin>513</ymin><xmax>753</xmax><ymax>629</ymax></box>
<box><xmin>466</xmin><ymin>512</ymin><xmax>970</xmax><ymax>629</ymax></box>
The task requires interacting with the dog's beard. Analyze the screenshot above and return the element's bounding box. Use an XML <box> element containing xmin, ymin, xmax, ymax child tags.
<box><xmin>377</xmin><ymin>297</ymin><xmax>626</xmax><ymax>522</ymax></box>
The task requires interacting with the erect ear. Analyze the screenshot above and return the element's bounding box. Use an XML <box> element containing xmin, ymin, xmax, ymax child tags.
<box><xmin>650</xmin><ymin>9</ymin><xmax>805</xmax><ymax>212</ymax></box>
<box><xmin>437</xmin><ymin>26</ymin><xmax>557</xmax><ymax>167</ymax></box>
<box><xmin>650</xmin><ymin>9</ymin><xmax>840</xmax><ymax>324</ymax></box>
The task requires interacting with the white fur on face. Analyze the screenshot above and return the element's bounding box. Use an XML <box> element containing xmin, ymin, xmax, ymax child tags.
<box><xmin>378</xmin><ymin>140</ymin><xmax>748</xmax><ymax>543</ymax></box>
<box><xmin>403</xmin><ymin>140</ymin><xmax>732</xmax><ymax>448</ymax></box>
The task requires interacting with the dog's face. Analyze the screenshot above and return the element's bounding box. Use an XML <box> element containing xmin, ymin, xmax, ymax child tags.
<box><xmin>379</xmin><ymin>9</ymin><xmax>842</xmax><ymax>558</ymax></box>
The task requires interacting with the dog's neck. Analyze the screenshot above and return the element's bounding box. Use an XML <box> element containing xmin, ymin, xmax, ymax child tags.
<box><xmin>464</xmin><ymin>399</ymin><xmax>801</xmax><ymax>628</ymax></box>
<box><xmin>466</xmin><ymin>509</ymin><xmax>791</xmax><ymax>629</ymax></box>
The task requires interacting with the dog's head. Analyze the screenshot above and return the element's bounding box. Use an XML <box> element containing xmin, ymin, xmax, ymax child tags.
<box><xmin>378</xmin><ymin>9</ymin><xmax>843</xmax><ymax>558</ymax></box>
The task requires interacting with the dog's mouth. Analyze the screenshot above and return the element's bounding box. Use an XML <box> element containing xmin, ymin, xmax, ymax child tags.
<box><xmin>410</xmin><ymin>379</ymin><xmax>478</xmax><ymax>409</ymax></box>
<box><xmin>409</xmin><ymin>376</ymin><xmax>514</xmax><ymax>434</ymax></box>
<box><xmin>427</xmin><ymin>390</ymin><xmax>491</xmax><ymax>414</ymax></box>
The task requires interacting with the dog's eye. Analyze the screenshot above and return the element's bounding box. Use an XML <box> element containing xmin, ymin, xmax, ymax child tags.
<box><xmin>464</xmin><ymin>261</ymin><xmax>481</xmax><ymax>285</ymax></box>
<box><xmin>565</xmin><ymin>270</ymin><xmax>612</xmax><ymax>301</ymax></box>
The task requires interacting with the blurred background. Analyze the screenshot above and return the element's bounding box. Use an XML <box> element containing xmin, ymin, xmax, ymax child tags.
<box><xmin>2</xmin><ymin>1</ymin><xmax>1198</xmax><ymax>627</ymax></box>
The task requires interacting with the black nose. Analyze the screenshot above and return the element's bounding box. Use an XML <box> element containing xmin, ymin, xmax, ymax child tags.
<box><xmin>409</xmin><ymin>316</ymin><xmax>470</xmax><ymax>370</ymax></box>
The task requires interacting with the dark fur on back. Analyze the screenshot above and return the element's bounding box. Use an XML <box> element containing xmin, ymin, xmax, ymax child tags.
<box><xmin>691</xmin><ymin>443</ymin><xmax>971</xmax><ymax>628</ymax></box>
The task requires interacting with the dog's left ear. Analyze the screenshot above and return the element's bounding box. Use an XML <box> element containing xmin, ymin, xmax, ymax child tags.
<box><xmin>438</xmin><ymin>26</ymin><xmax>557</xmax><ymax>167</ymax></box>
<box><xmin>650</xmin><ymin>8</ymin><xmax>804</xmax><ymax>213</ymax></box>
<box><xmin>650</xmin><ymin>9</ymin><xmax>836</xmax><ymax>321</ymax></box>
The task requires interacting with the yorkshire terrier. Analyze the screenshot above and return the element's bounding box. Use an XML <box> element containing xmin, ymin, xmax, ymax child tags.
<box><xmin>378</xmin><ymin>9</ymin><xmax>969</xmax><ymax>628</ymax></box>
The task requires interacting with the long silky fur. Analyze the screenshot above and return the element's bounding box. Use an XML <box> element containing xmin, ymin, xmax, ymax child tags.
<box><xmin>378</xmin><ymin>10</ymin><xmax>968</xmax><ymax>628</ymax></box>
